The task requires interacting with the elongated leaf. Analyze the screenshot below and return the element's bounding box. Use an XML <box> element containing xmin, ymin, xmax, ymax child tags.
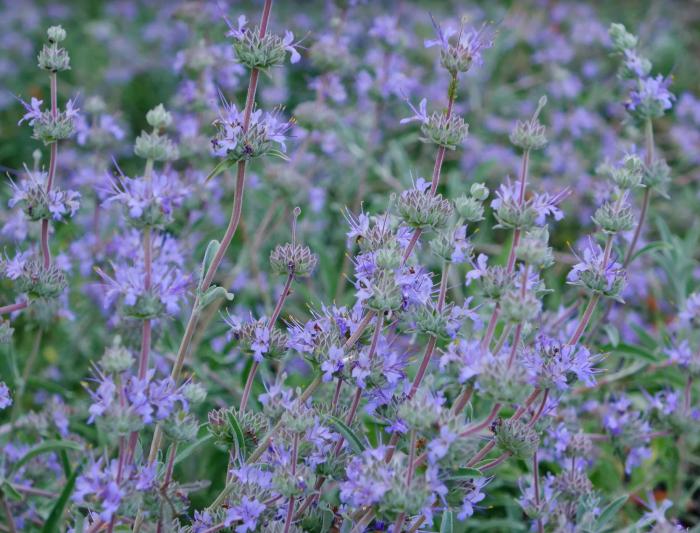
<box><xmin>630</xmin><ymin>241</ymin><xmax>670</xmax><ymax>263</ymax></box>
<box><xmin>227</xmin><ymin>410</ymin><xmax>246</xmax><ymax>460</ymax></box>
<box><xmin>326</xmin><ymin>415</ymin><xmax>365</xmax><ymax>454</ymax></box>
<box><xmin>602</xmin><ymin>343</ymin><xmax>658</xmax><ymax>362</ymax></box>
<box><xmin>200</xmin><ymin>239</ymin><xmax>220</xmax><ymax>283</ymax></box>
<box><xmin>42</xmin><ymin>462</ymin><xmax>84</xmax><ymax>533</ymax></box>
<box><xmin>440</xmin><ymin>510</ymin><xmax>454</xmax><ymax>533</ymax></box>
<box><xmin>12</xmin><ymin>440</ymin><xmax>82</xmax><ymax>473</ymax></box>
<box><xmin>446</xmin><ymin>467</ymin><xmax>484</xmax><ymax>480</ymax></box>
<box><xmin>175</xmin><ymin>433</ymin><xmax>213</xmax><ymax>467</ymax></box>
<box><xmin>595</xmin><ymin>494</ymin><xmax>628</xmax><ymax>531</ymax></box>
<box><xmin>204</xmin><ymin>159</ymin><xmax>230</xmax><ymax>182</ymax></box>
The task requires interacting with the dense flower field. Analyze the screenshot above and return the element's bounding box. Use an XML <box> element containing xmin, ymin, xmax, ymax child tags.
<box><xmin>1</xmin><ymin>0</ymin><xmax>699</xmax><ymax>531</ymax></box>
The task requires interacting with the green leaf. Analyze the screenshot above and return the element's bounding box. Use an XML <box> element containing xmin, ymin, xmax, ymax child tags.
<box><xmin>595</xmin><ymin>494</ymin><xmax>628</xmax><ymax>531</ymax></box>
<box><xmin>325</xmin><ymin>415</ymin><xmax>365</xmax><ymax>454</ymax></box>
<box><xmin>440</xmin><ymin>510</ymin><xmax>454</xmax><ymax>533</ymax></box>
<box><xmin>204</xmin><ymin>159</ymin><xmax>230</xmax><ymax>182</ymax></box>
<box><xmin>227</xmin><ymin>410</ymin><xmax>246</xmax><ymax>461</ymax></box>
<box><xmin>200</xmin><ymin>239</ymin><xmax>220</xmax><ymax>283</ymax></box>
<box><xmin>603</xmin><ymin>324</ymin><xmax>620</xmax><ymax>348</ymax></box>
<box><xmin>446</xmin><ymin>467</ymin><xmax>484</xmax><ymax>480</ymax></box>
<box><xmin>175</xmin><ymin>433</ymin><xmax>213</xmax><ymax>467</ymax></box>
<box><xmin>602</xmin><ymin>343</ymin><xmax>659</xmax><ymax>362</ymax></box>
<box><xmin>630</xmin><ymin>241</ymin><xmax>670</xmax><ymax>263</ymax></box>
<box><xmin>199</xmin><ymin>285</ymin><xmax>234</xmax><ymax>309</ymax></box>
<box><xmin>2</xmin><ymin>481</ymin><xmax>22</xmax><ymax>501</ymax></box>
<box><xmin>12</xmin><ymin>440</ymin><xmax>82</xmax><ymax>473</ymax></box>
<box><xmin>42</xmin><ymin>462</ymin><xmax>84</xmax><ymax>533</ymax></box>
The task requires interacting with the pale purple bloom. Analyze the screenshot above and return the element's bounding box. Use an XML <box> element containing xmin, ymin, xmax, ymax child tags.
<box><xmin>458</xmin><ymin>477</ymin><xmax>490</xmax><ymax>519</ymax></box>
<box><xmin>400</xmin><ymin>97</ymin><xmax>428</xmax><ymax>125</ymax></box>
<box><xmin>17</xmin><ymin>96</ymin><xmax>43</xmax><ymax>126</ymax></box>
<box><xmin>0</xmin><ymin>382</ymin><xmax>11</xmax><ymax>410</ymax></box>
<box><xmin>321</xmin><ymin>345</ymin><xmax>345</xmax><ymax>382</ymax></box>
<box><xmin>224</xmin><ymin>496</ymin><xmax>266</xmax><ymax>533</ymax></box>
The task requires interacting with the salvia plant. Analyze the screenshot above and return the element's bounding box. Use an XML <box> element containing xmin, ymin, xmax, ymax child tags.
<box><xmin>0</xmin><ymin>1</ymin><xmax>698</xmax><ymax>532</ymax></box>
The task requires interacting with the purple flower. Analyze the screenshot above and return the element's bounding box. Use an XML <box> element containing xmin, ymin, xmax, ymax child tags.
<box><xmin>0</xmin><ymin>382</ymin><xmax>12</xmax><ymax>410</ymax></box>
<box><xmin>439</xmin><ymin>338</ymin><xmax>484</xmax><ymax>383</ymax></box>
<box><xmin>321</xmin><ymin>345</ymin><xmax>345</xmax><ymax>382</ymax></box>
<box><xmin>400</xmin><ymin>98</ymin><xmax>428</xmax><ymax>125</ymax></box>
<box><xmin>425</xmin><ymin>20</ymin><xmax>493</xmax><ymax>70</ymax></box>
<box><xmin>458</xmin><ymin>477</ymin><xmax>490</xmax><ymax>519</ymax></box>
<box><xmin>17</xmin><ymin>96</ymin><xmax>43</xmax><ymax>126</ymax></box>
<box><xmin>340</xmin><ymin>447</ymin><xmax>393</xmax><ymax>507</ymax></box>
<box><xmin>627</xmin><ymin>74</ymin><xmax>675</xmax><ymax>116</ymax></box>
<box><xmin>224</xmin><ymin>496</ymin><xmax>266</xmax><ymax>533</ymax></box>
<box><xmin>427</xmin><ymin>425</ymin><xmax>457</xmax><ymax>463</ymax></box>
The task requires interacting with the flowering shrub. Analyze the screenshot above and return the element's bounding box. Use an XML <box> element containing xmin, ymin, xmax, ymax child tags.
<box><xmin>0</xmin><ymin>1</ymin><xmax>698</xmax><ymax>532</ymax></box>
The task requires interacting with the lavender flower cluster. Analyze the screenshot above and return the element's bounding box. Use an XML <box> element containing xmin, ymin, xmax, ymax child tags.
<box><xmin>0</xmin><ymin>1</ymin><xmax>698</xmax><ymax>532</ymax></box>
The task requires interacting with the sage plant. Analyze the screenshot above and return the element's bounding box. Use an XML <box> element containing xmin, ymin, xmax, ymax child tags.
<box><xmin>0</xmin><ymin>3</ymin><xmax>696</xmax><ymax>533</ymax></box>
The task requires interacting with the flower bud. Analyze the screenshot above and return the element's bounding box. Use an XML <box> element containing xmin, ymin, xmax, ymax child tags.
<box><xmin>500</xmin><ymin>289</ymin><xmax>542</xmax><ymax>324</ymax></box>
<box><xmin>478</xmin><ymin>357</ymin><xmax>529</xmax><ymax>404</ymax></box>
<box><xmin>454</xmin><ymin>195</ymin><xmax>484</xmax><ymax>222</ymax></box>
<box><xmin>183</xmin><ymin>382</ymin><xmax>207</xmax><ymax>405</ymax></box>
<box><xmin>16</xmin><ymin>260</ymin><xmax>67</xmax><ymax>299</ymax></box>
<box><xmin>565</xmin><ymin>431</ymin><xmax>593</xmax><ymax>458</ymax></box>
<box><xmin>146</xmin><ymin>104</ymin><xmax>173</xmax><ymax>130</ymax></box>
<box><xmin>609</xmin><ymin>23</ymin><xmax>637</xmax><ymax>53</ymax></box>
<box><xmin>270</xmin><ymin>243</ymin><xmax>318</xmax><ymax>278</ymax></box>
<box><xmin>420</xmin><ymin>113</ymin><xmax>469</xmax><ymax>149</ymax></box>
<box><xmin>230</xmin><ymin>18</ymin><xmax>300</xmax><ymax>69</ymax></box>
<box><xmin>397</xmin><ymin>189</ymin><xmax>453</xmax><ymax>230</ymax></box>
<box><xmin>134</xmin><ymin>131</ymin><xmax>179</xmax><ymax>161</ymax></box>
<box><xmin>408</xmin><ymin>302</ymin><xmax>457</xmax><ymax>340</ymax></box>
<box><xmin>516</xmin><ymin>226</ymin><xmax>554</xmax><ymax>268</ymax></box>
<box><xmin>470</xmin><ymin>183</ymin><xmax>489</xmax><ymax>201</ymax></box>
<box><xmin>551</xmin><ymin>469</ymin><xmax>593</xmax><ymax>500</ymax></box>
<box><xmin>100</xmin><ymin>337</ymin><xmax>134</xmax><ymax>374</ymax></box>
<box><xmin>366</xmin><ymin>270</ymin><xmax>403</xmax><ymax>312</ymax></box>
<box><xmin>492</xmin><ymin>417</ymin><xmax>540</xmax><ymax>459</ymax></box>
<box><xmin>478</xmin><ymin>265</ymin><xmax>515</xmax><ymax>300</ymax></box>
<box><xmin>493</xmin><ymin>199</ymin><xmax>538</xmax><ymax>231</ymax></box>
<box><xmin>281</xmin><ymin>404</ymin><xmax>315</xmax><ymax>434</ymax></box>
<box><xmin>375</xmin><ymin>244</ymin><xmax>402</xmax><ymax>270</ymax></box>
<box><xmin>602</xmin><ymin>153</ymin><xmax>644</xmax><ymax>189</ymax></box>
<box><xmin>38</xmin><ymin>29</ymin><xmax>71</xmax><ymax>72</ymax></box>
<box><xmin>397</xmin><ymin>388</ymin><xmax>442</xmax><ymax>431</ymax></box>
<box><xmin>163</xmin><ymin>411</ymin><xmax>199</xmax><ymax>443</ymax></box>
<box><xmin>592</xmin><ymin>199</ymin><xmax>635</xmax><ymax>235</ymax></box>
<box><xmin>0</xmin><ymin>320</ymin><xmax>14</xmax><ymax>344</ymax></box>
<box><xmin>643</xmin><ymin>158</ymin><xmax>671</xmax><ymax>197</ymax></box>
<box><xmin>47</xmin><ymin>25</ymin><xmax>67</xmax><ymax>43</ymax></box>
<box><xmin>509</xmin><ymin>96</ymin><xmax>548</xmax><ymax>151</ymax></box>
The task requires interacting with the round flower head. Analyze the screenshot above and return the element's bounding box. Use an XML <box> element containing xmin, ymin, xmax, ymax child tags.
<box><xmin>211</xmin><ymin>95</ymin><xmax>292</xmax><ymax>165</ymax></box>
<box><xmin>269</xmin><ymin>208</ymin><xmax>318</xmax><ymax>278</ymax></box>
<box><xmin>627</xmin><ymin>75</ymin><xmax>675</xmax><ymax>120</ymax></box>
<box><xmin>396</xmin><ymin>179</ymin><xmax>453</xmax><ymax>230</ymax></box>
<box><xmin>227</xmin><ymin>14</ymin><xmax>301</xmax><ymax>70</ymax></box>
<box><xmin>425</xmin><ymin>17</ymin><xmax>493</xmax><ymax>75</ymax></box>
<box><xmin>400</xmin><ymin>98</ymin><xmax>469</xmax><ymax>149</ymax></box>
<box><xmin>509</xmin><ymin>96</ymin><xmax>548</xmax><ymax>151</ymax></box>
<box><xmin>38</xmin><ymin>25</ymin><xmax>71</xmax><ymax>71</ymax></box>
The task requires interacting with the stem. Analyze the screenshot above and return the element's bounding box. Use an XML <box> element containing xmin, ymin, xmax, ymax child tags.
<box><xmin>41</xmin><ymin>72</ymin><xmax>59</xmax><ymax>269</ymax></box>
<box><xmin>481</xmin><ymin>451</ymin><xmax>511</xmax><ymax>470</ymax></box>
<box><xmin>624</xmin><ymin>119</ymin><xmax>654</xmax><ymax>267</ymax></box>
<box><xmin>0</xmin><ymin>492</ymin><xmax>17</xmax><ymax>533</ymax></box>
<box><xmin>283</xmin><ymin>433</ymin><xmax>299</xmax><ymax>533</ymax></box>
<box><xmin>239</xmin><ymin>271</ymin><xmax>294</xmax><ymax>413</ymax></box>
<box><xmin>684</xmin><ymin>375</ymin><xmax>693</xmax><ymax>414</ymax></box>
<box><xmin>0</xmin><ymin>301</ymin><xmax>28</xmax><ymax>315</ymax></box>
<box><xmin>527</xmin><ymin>389</ymin><xmax>549</xmax><ymax>428</ymax></box>
<box><xmin>567</xmin><ymin>294</ymin><xmax>600</xmax><ymax>346</ymax></box>
<box><xmin>209</xmin><ymin>375</ymin><xmax>323</xmax><ymax>511</ymax></box>
<box><xmin>533</xmin><ymin>452</ymin><xmax>544</xmax><ymax>533</ymax></box>
<box><xmin>11</xmin><ymin>330</ymin><xmax>42</xmax><ymax>421</ymax></box>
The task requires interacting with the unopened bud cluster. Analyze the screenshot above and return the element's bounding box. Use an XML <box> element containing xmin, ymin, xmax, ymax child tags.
<box><xmin>38</xmin><ymin>26</ymin><xmax>71</xmax><ymax>72</ymax></box>
<box><xmin>397</xmin><ymin>187</ymin><xmax>453</xmax><ymax>230</ymax></box>
<box><xmin>509</xmin><ymin>96</ymin><xmax>548</xmax><ymax>151</ymax></box>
